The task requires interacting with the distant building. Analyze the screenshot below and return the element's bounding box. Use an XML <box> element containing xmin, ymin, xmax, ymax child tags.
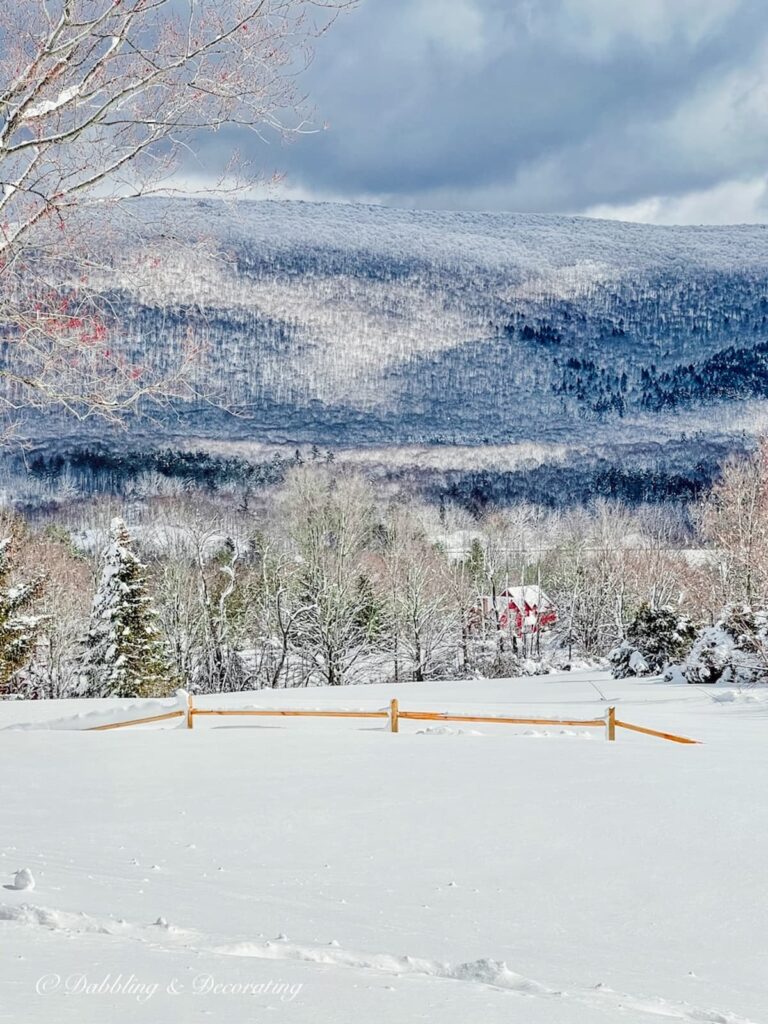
<box><xmin>477</xmin><ymin>585</ymin><xmax>557</xmax><ymax>636</ymax></box>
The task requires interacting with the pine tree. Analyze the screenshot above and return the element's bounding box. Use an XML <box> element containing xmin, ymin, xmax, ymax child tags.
<box><xmin>84</xmin><ymin>518</ymin><xmax>172</xmax><ymax>698</ymax></box>
<box><xmin>608</xmin><ymin>603</ymin><xmax>696</xmax><ymax>678</ymax></box>
<box><xmin>0</xmin><ymin>538</ymin><xmax>45</xmax><ymax>693</ymax></box>
<box><xmin>682</xmin><ymin>605</ymin><xmax>768</xmax><ymax>685</ymax></box>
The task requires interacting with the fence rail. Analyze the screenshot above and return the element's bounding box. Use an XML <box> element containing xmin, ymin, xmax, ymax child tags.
<box><xmin>613</xmin><ymin>718</ymin><xmax>700</xmax><ymax>745</ymax></box>
<box><xmin>397</xmin><ymin>711</ymin><xmax>607</xmax><ymax>727</ymax></box>
<box><xmin>81</xmin><ymin>696</ymin><xmax>700</xmax><ymax>744</ymax></box>
<box><xmin>191</xmin><ymin>709</ymin><xmax>389</xmax><ymax>719</ymax></box>
<box><xmin>89</xmin><ymin>710</ymin><xmax>185</xmax><ymax>732</ymax></box>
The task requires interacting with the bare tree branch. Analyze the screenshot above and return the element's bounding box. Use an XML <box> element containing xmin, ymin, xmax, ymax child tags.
<box><xmin>0</xmin><ymin>0</ymin><xmax>352</xmax><ymax>434</ymax></box>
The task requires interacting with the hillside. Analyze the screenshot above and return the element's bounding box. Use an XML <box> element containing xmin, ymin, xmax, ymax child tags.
<box><xmin>7</xmin><ymin>200</ymin><xmax>768</xmax><ymax>505</ymax></box>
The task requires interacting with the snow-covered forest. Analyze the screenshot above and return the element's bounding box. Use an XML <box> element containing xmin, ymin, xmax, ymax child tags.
<box><xmin>2</xmin><ymin>434</ymin><xmax>736</xmax><ymax>515</ymax></box>
<box><xmin>3</xmin><ymin>443</ymin><xmax>768</xmax><ymax>698</ymax></box>
<box><xmin>7</xmin><ymin>198</ymin><xmax>768</xmax><ymax>505</ymax></box>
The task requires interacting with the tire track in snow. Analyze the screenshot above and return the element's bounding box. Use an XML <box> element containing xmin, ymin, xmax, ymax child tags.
<box><xmin>0</xmin><ymin>902</ymin><xmax>760</xmax><ymax>1024</ymax></box>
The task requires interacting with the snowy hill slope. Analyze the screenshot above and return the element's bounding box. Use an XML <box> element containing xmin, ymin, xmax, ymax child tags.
<box><xmin>1</xmin><ymin>672</ymin><xmax>767</xmax><ymax>1023</ymax></box>
<box><xmin>18</xmin><ymin>200</ymin><xmax>768</xmax><ymax>440</ymax></box>
<box><xmin>9</xmin><ymin>200</ymin><xmax>768</xmax><ymax>503</ymax></box>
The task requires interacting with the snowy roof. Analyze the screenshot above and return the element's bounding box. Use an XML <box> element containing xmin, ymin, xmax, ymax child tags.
<box><xmin>499</xmin><ymin>585</ymin><xmax>554</xmax><ymax>609</ymax></box>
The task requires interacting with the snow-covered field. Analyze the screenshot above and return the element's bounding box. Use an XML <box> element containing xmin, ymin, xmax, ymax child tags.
<box><xmin>1</xmin><ymin>671</ymin><xmax>766</xmax><ymax>1023</ymax></box>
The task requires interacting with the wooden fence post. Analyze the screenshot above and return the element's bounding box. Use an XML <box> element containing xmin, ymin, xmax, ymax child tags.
<box><xmin>390</xmin><ymin>698</ymin><xmax>399</xmax><ymax>734</ymax></box>
<box><xmin>607</xmin><ymin>705</ymin><xmax>616</xmax><ymax>742</ymax></box>
<box><xmin>186</xmin><ymin>693</ymin><xmax>194</xmax><ymax>730</ymax></box>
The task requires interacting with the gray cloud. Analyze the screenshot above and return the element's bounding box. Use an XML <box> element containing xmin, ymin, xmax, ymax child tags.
<box><xmin>193</xmin><ymin>0</ymin><xmax>768</xmax><ymax>222</ymax></box>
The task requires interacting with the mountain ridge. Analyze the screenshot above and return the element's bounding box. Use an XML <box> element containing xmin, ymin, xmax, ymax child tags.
<box><xmin>7</xmin><ymin>198</ymin><xmax>768</xmax><ymax>505</ymax></box>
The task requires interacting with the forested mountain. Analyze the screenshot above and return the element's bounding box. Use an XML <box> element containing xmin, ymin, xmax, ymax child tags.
<box><xmin>7</xmin><ymin>199</ymin><xmax>768</xmax><ymax>506</ymax></box>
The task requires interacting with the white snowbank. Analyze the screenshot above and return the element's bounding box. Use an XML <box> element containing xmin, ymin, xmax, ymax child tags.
<box><xmin>1</xmin><ymin>900</ymin><xmax>760</xmax><ymax>1023</ymax></box>
<box><xmin>2</xmin><ymin>690</ymin><xmax>189</xmax><ymax>732</ymax></box>
<box><xmin>710</xmin><ymin>688</ymin><xmax>768</xmax><ymax>704</ymax></box>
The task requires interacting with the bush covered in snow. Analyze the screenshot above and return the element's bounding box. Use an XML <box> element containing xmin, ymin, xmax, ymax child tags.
<box><xmin>471</xmin><ymin>648</ymin><xmax>554</xmax><ymax>679</ymax></box>
<box><xmin>676</xmin><ymin>605</ymin><xmax>768</xmax><ymax>686</ymax></box>
<box><xmin>608</xmin><ymin>603</ymin><xmax>695</xmax><ymax>678</ymax></box>
<box><xmin>607</xmin><ymin>641</ymin><xmax>650</xmax><ymax>678</ymax></box>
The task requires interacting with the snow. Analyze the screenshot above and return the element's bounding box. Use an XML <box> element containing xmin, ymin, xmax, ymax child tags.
<box><xmin>24</xmin><ymin>84</ymin><xmax>82</xmax><ymax>119</ymax></box>
<box><xmin>710</xmin><ymin>688</ymin><xmax>768</xmax><ymax>704</ymax></box>
<box><xmin>0</xmin><ymin>670</ymin><xmax>766</xmax><ymax>1023</ymax></box>
<box><xmin>4</xmin><ymin>691</ymin><xmax>189</xmax><ymax>731</ymax></box>
<box><xmin>9</xmin><ymin>867</ymin><xmax>35</xmax><ymax>891</ymax></box>
<box><xmin>629</xmin><ymin>649</ymin><xmax>650</xmax><ymax>673</ymax></box>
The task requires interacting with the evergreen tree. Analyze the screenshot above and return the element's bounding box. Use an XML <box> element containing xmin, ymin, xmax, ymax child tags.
<box><xmin>354</xmin><ymin>572</ymin><xmax>386</xmax><ymax>643</ymax></box>
<box><xmin>626</xmin><ymin>603</ymin><xmax>696</xmax><ymax>673</ymax></box>
<box><xmin>84</xmin><ymin>518</ymin><xmax>172</xmax><ymax>698</ymax></box>
<box><xmin>609</xmin><ymin>603</ymin><xmax>696</xmax><ymax>678</ymax></box>
<box><xmin>0</xmin><ymin>538</ymin><xmax>44</xmax><ymax>693</ymax></box>
<box><xmin>681</xmin><ymin>605</ymin><xmax>768</xmax><ymax>685</ymax></box>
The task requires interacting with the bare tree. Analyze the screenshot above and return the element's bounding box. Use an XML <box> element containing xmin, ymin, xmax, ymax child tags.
<box><xmin>246</xmin><ymin>537</ymin><xmax>313</xmax><ymax>688</ymax></box>
<box><xmin>24</xmin><ymin>528</ymin><xmax>92</xmax><ymax>697</ymax></box>
<box><xmin>149</xmin><ymin>510</ymin><xmax>251</xmax><ymax>692</ymax></box>
<box><xmin>279</xmin><ymin>466</ymin><xmax>378</xmax><ymax>686</ymax></box>
<box><xmin>547</xmin><ymin>505</ymin><xmax>629</xmax><ymax>658</ymax></box>
<box><xmin>155</xmin><ymin>544</ymin><xmax>203</xmax><ymax>687</ymax></box>
<box><xmin>376</xmin><ymin>505</ymin><xmax>453</xmax><ymax>682</ymax></box>
<box><xmin>477</xmin><ymin>511</ymin><xmax>513</xmax><ymax>658</ymax></box>
<box><xmin>442</xmin><ymin>538</ymin><xmax>485</xmax><ymax>675</ymax></box>
<box><xmin>190</xmin><ymin>531</ymin><xmax>251</xmax><ymax>692</ymax></box>
<box><xmin>0</xmin><ymin>0</ymin><xmax>348</xmax><ymax>427</ymax></box>
<box><xmin>698</xmin><ymin>444</ymin><xmax>768</xmax><ymax>608</ymax></box>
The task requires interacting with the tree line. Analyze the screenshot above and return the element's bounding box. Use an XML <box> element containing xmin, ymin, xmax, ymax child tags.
<box><xmin>2</xmin><ymin>447</ymin><xmax>768</xmax><ymax>698</ymax></box>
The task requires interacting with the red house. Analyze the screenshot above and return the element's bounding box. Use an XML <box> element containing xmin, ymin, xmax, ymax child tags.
<box><xmin>493</xmin><ymin>586</ymin><xmax>557</xmax><ymax>635</ymax></box>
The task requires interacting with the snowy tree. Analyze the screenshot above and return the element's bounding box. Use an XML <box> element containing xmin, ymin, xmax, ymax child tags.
<box><xmin>245</xmin><ymin>540</ymin><xmax>313</xmax><ymax>689</ymax></box>
<box><xmin>280</xmin><ymin>467</ymin><xmax>378</xmax><ymax>686</ymax></box>
<box><xmin>0</xmin><ymin>0</ymin><xmax>348</xmax><ymax>430</ymax></box>
<box><xmin>193</xmin><ymin>536</ymin><xmax>251</xmax><ymax>694</ymax></box>
<box><xmin>0</xmin><ymin>537</ymin><xmax>44</xmax><ymax>693</ymax></box>
<box><xmin>679</xmin><ymin>605</ymin><xmax>768</xmax><ymax>686</ymax></box>
<box><xmin>150</xmin><ymin>513</ymin><xmax>256</xmax><ymax>693</ymax></box>
<box><xmin>476</xmin><ymin>512</ymin><xmax>515</xmax><ymax>658</ymax></box>
<box><xmin>548</xmin><ymin>529</ymin><xmax>621</xmax><ymax>657</ymax></box>
<box><xmin>442</xmin><ymin>546</ymin><xmax>484</xmax><ymax>675</ymax></box>
<box><xmin>12</xmin><ymin>526</ymin><xmax>92</xmax><ymax>699</ymax></box>
<box><xmin>698</xmin><ymin>445</ymin><xmax>768</xmax><ymax>608</ymax></box>
<box><xmin>84</xmin><ymin>518</ymin><xmax>171</xmax><ymax>697</ymax></box>
<box><xmin>607</xmin><ymin>641</ymin><xmax>651</xmax><ymax>678</ymax></box>
<box><xmin>608</xmin><ymin>603</ymin><xmax>695</xmax><ymax>678</ymax></box>
<box><xmin>375</xmin><ymin>505</ymin><xmax>454</xmax><ymax>682</ymax></box>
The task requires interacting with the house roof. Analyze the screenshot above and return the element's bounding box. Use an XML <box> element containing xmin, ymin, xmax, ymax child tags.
<box><xmin>499</xmin><ymin>585</ymin><xmax>553</xmax><ymax>608</ymax></box>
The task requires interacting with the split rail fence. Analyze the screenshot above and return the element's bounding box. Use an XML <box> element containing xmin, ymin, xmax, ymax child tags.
<box><xmin>88</xmin><ymin>697</ymin><xmax>701</xmax><ymax>744</ymax></box>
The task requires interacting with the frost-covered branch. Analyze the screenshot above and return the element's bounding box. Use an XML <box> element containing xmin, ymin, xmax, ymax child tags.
<box><xmin>0</xmin><ymin>0</ymin><xmax>350</xmax><ymax>431</ymax></box>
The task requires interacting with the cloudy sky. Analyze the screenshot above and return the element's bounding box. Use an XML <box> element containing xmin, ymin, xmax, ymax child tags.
<box><xmin>209</xmin><ymin>0</ymin><xmax>768</xmax><ymax>224</ymax></box>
